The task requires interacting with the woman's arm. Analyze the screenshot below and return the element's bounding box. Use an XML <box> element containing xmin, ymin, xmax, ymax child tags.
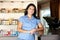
<box><xmin>17</xmin><ymin>22</ymin><xmax>28</xmax><ymax>33</ymax></box>
<box><xmin>37</xmin><ymin>23</ymin><xmax>44</xmax><ymax>31</ymax></box>
<box><xmin>17</xmin><ymin>22</ymin><xmax>36</xmax><ymax>34</ymax></box>
<box><xmin>37</xmin><ymin>23</ymin><xmax>44</xmax><ymax>35</ymax></box>
<box><xmin>17</xmin><ymin>21</ymin><xmax>36</xmax><ymax>34</ymax></box>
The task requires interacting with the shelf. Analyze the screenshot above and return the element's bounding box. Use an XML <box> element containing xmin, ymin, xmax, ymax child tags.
<box><xmin>0</xmin><ymin>1</ymin><xmax>37</xmax><ymax>9</ymax></box>
<box><xmin>0</xmin><ymin>35</ymin><xmax>18</xmax><ymax>37</ymax></box>
<box><xmin>0</xmin><ymin>36</ymin><xmax>18</xmax><ymax>37</ymax></box>
<box><xmin>0</xmin><ymin>25</ymin><xmax>17</xmax><ymax>31</ymax></box>
<box><xmin>0</xmin><ymin>0</ymin><xmax>37</xmax><ymax>38</ymax></box>
<box><xmin>0</xmin><ymin>13</ymin><xmax>24</xmax><ymax>19</ymax></box>
<box><xmin>0</xmin><ymin>26</ymin><xmax>18</xmax><ymax>37</ymax></box>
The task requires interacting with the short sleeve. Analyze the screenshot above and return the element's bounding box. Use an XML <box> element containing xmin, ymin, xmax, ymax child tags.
<box><xmin>36</xmin><ymin>19</ymin><xmax>41</xmax><ymax>25</ymax></box>
<box><xmin>18</xmin><ymin>16</ymin><xmax>24</xmax><ymax>23</ymax></box>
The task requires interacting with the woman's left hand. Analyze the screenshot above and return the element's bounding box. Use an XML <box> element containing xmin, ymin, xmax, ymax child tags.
<box><xmin>30</xmin><ymin>29</ymin><xmax>37</xmax><ymax>35</ymax></box>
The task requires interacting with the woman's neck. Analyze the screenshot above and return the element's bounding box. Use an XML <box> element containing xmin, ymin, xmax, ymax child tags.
<box><xmin>27</xmin><ymin>14</ymin><xmax>32</xmax><ymax>19</ymax></box>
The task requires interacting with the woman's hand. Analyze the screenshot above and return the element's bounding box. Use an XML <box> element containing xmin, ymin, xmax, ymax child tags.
<box><xmin>30</xmin><ymin>29</ymin><xmax>37</xmax><ymax>35</ymax></box>
<box><xmin>37</xmin><ymin>23</ymin><xmax>44</xmax><ymax>36</ymax></box>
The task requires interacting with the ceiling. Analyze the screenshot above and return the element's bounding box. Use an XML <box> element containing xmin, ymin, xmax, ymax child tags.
<box><xmin>37</xmin><ymin>0</ymin><xmax>42</xmax><ymax>1</ymax></box>
<box><xmin>38</xmin><ymin>0</ymin><xmax>50</xmax><ymax>4</ymax></box>
<box><xmin>37</xmin><ymin>0</ymin><xmax>50</xmax><ymax>2</ymax></box>
<box><xmin>0</xmin><ymin>0</ymin><xmax>50</xmax><ymax>4</ymax></box>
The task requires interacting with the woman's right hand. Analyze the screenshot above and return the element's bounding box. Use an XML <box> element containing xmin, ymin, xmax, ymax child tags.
<box><xmin>30</xmin><ymin>29</ymin><xmax>36</xmax><ymax>35</ymax></box>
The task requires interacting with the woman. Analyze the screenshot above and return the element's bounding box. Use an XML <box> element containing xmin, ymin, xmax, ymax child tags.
<box><xmin>17</xmin><ymin>3</ymin><xmax>44</xmax><ymax>40</ymax></box>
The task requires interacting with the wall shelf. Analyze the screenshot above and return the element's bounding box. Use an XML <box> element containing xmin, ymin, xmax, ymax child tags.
<box><xmin>0</xmin><ymin>0</ymin><xmax>37</xmax><ymax>37</ymax></box>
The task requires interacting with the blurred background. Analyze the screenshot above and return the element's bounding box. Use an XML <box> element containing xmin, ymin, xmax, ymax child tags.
<box><xmin>0</xmin><ymin>0</ymin><xmax>60</xmax><ymax>40</ymax></box>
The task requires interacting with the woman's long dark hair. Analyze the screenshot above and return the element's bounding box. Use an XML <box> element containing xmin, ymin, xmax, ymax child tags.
<box><xmin>24</xmin><ymin>3</ymin><xmax>39</xmax><ymax>19</ymax></box>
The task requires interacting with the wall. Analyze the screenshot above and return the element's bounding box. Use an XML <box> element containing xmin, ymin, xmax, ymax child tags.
<box><xmin>59</xmin><ymin>3</ymin><xmax>60</xmax><ymax>20</ymax></box>
<box><xmin>50</xmin><ymin>0</ymin><xmax>59</xmax><ymax>19</ymax></box>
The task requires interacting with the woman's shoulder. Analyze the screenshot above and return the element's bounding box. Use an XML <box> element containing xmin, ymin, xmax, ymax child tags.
<box><xmin>18</xmin><ymin>16</ymin><xmax>25</xmax><ymax>21</ymax></box>
<box><xmin>34</xmin><ymin>17</ymin><xmax>40</xmax><ymax>21</ymax></box>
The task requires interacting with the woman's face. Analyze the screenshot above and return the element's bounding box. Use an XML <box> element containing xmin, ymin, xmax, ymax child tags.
<box><xmin>27</xmin><ymin>6</ymin><xmax>34</xmax><ymax>15</ymax></box>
